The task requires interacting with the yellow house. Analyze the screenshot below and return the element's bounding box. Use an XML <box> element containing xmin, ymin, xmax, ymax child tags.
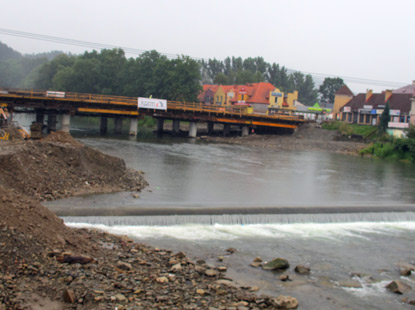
<box><xmin>267</xmin><ymin>89</ymin><xmax>298</xmax><ymax>111</ymax></box>
<box><xmin>333</xmin><ymin>85</ymin><xmax>354</xmax><ymax>119</ymax></box>
<box><xmin>213</xmin><ymin>86</ymin><xmax>226</xmax><ymax>105</ymax></box>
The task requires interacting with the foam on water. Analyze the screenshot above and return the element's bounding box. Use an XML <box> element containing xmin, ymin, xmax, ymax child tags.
<box><xmin>64</xmin><ymin>213</ymin><xmax>415</xmax><ymax>241</ymax></box>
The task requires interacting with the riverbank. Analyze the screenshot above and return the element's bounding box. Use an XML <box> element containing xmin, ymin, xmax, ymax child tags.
<box><xmin>205</xmin><ymin>124</ymin><xmax>368</xmax><ymax>155</ymax></box>
<box><xmin>0</xmin><ymin>132</ymin><xmax>299</xmax><ymax>309</ymax></box>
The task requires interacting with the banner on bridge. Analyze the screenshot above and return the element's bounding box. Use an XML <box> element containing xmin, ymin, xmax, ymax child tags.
<box><xmin>138</xmin><ymin>97</ymin><xmax>167</xmax><ymax>110</ymax></box>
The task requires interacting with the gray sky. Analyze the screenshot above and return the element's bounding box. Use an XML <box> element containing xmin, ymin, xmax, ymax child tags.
<box><xmin>1</xmin><ymin>0</ymin><xmax>414</xmax><ymax>93</ymax></box>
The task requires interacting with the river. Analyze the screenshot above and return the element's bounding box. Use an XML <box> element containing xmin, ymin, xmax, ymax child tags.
<box><xmin>18</xmin><ymin>114</ymin><xmax>415</xmax><ymax>309</ymax></box>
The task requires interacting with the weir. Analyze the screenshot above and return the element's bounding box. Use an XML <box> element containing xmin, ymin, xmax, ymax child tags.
<box><xmin>62</xmin><ymin>211</ymin><xmax>415</xmax><ymax>226</ymax></box>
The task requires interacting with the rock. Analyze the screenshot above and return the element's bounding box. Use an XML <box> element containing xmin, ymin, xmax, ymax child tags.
<box><xmin>400</xmin><ymin>268</ymin><xmax>412</xmax><ymax>276</ymax></box>
<box><xmin>132</xmin><ymin>193</ymin><xmax>140</xmax><ymax>198</ymax></box>
<box><xmin>57</xmin><ymin>253</ymin><xmax>94</xmax><ymax>264</ymax></box>
<box><xmin>217</xmin><ymin>256</ymin><xmax>224</xmax><ymax>262</ymax></box>
<box><xmin>279</xmin><ymin>274</ymin><xmax>291</xmax><ymax>282</ymax></box>
<box><xmin>171</xmin><ymin>263</ymin><xmax>182</xmax><ymax>272</ymax></box>
<box><xmin>216</xmin><ymin>279</ymin><xmax>236</xmax><ymax>287</ymax></box>
<box><xmin>156</xmin><ymin>276</ymin><xmax>169</xmax><ymax>283</ymax></box>
<box><xmin>262</xmin><ymin>258</ymin><xmax>290</xmax><ymax>271</ymax></box>
<box><xmin>249</xmin><ymin>286</ymin><xmax>260</xmax><ymax>292</ymax></box>
<box><xmin>386</xmin><ymin>280</ymin><xmax>411</xmax><ymax>294</ymax></box>
<box><xmin>253</xmin><ymin>257</ymin><xmax>262</xmax><ymax>263</ymax></box>
<box><xmin>116</xmin><ymin>261</ymin><xmax>132</xmax><ymax>271</ymax></box>
<box><xmin>294</xmin><ymin>265</ymin><xmax>310</xmax><ymax>275</ymax></box>
<box><xmin>115</xmin><ymin>293</ymin><xmax>127</xmax><ymax>303</ymax></box>
<box><xmin>272</xmin><ymin>295</ymin><xmax>299</xmax><ymax>309</ymax></box>
<box><xmin>196</xmin><ymin>289</ymin><xmax>205</xmax><ymax>295</ymax></box>
<box><xmin>250</xmin><ymin>262</ymin><xmax>262</xmax><ymax>268</ymax></box>
<box><xmin>226</xmin><ymin>248</ymin><xmax>237</xmax><ymax>254</ymax></box>
<box><xmin>63</xmin><ymin>289</ymin><xmax>76</xmax><ymax>303</ymax></box>
<box><xmin>218</xmin><ymin>266</ymin><xmax>227</xmax><ymax>272</ymax></box>
<box><xmin>205</xmin><ymin>269</ymin><xmax>217</xmax><ymax>277</ymax></box>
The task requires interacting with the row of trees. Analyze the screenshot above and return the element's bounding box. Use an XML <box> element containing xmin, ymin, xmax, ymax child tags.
<box><xmin>34</xmin><ymin>49</ymin><xmax>202</xmax><ymax>102</ymax></box>
<box><xmin>0</xmin><ymin>42</ymin><xmax>345</xmax><ymax>105</ymax></box>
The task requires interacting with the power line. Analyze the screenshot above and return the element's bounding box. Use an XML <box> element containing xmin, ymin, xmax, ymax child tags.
<box><xmin>0</xmin><ymin>27</ymin><xmax>408</xmax><ymax>89</ymax></box>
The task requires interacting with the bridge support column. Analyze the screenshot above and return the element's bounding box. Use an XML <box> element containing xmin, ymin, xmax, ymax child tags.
<box><xmin>129</xmin><ymin>118</ymin><xmax>138</xmax><ymax>136</ymax></box>
<box><xmin>189</xmin><ymin>122</ymin><xmax>197</xmax><ymax>138</ymax></box>
<box><xmin>47</xmin><ymin>114</ymin><xmax>57</xmax><ymax>133</ymax></box>
<box><xmin>35</xmin><ymin>111</ymin><xmax>45</xmax><ymax>124</ymax></box>
<box><xmin>100</xmin><ymin>117</ymin><xmax>108</xmax><ymax>135</ymax></box>
<box><xmin>207</xmin><ymin>122</ymin><xmax>214</xmax><ymax>135</ymax></box>
<box><xmin>223</xmin><ymin>124</ymin><xmax>230</xmax><ymax>136</ymax></box>
<box><xmin>61</xmin><ymin>114</ymin><xmax>71</xmax><ymax>132</ymax></box>
<box><xmin>157</xmin><ymin>119</ymin><xmax>164</xmax><ymax>134</ymax></box>
<box><xmin>172</xmin><ymin>120</ymin><xmax>180</xmax><ymax>134</ymax></box>
<box><xmin>241</xmin><ymin>125</ymin><xmax>249</xmax><ymax>137</ymax></box>
<box><xmin>114</xmin><ymin>118</ymin><xmax>123</xmax><ymax>134</ymax></box>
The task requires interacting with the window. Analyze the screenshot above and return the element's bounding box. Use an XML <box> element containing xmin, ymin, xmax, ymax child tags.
<box><xmin>348</xmin><ymin>113</ymin><xmax>352</xmax><ymax>122</ymax></box>
<box><xmin>359</xmin><ymin>114</ymin><xmax>364</xmax><ymax>123</ymax></box>
<box><xmin>365</xmin><ymin>114</ymin><xmax>370</xmax><ymax>124</ymax></box>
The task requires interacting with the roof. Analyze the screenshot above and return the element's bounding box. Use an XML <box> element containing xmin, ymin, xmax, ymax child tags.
<box><xmin>342</xmin><ymin>92</ymin><xmax>413</xmax><ymax>113</ymax></box>
<box><xmin>246</xmin><ymin>82</ymin><xmax>275</xmax><ymax>104</ymax></box>
<box><xmin>335</xmin><ymin>85</ymin><xmax>354</xmax><ymax>97</ymax></box>
<box><xmin>393</xmin><ymin>82</ymin><xmax>415</xmax><ymax>95</ymax></box>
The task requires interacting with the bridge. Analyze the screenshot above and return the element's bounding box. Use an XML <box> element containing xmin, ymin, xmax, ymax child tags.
<box><xmin>0</xmin><ymin>88</ymin><xmax>304</xmax><ymax>137</ymax></box>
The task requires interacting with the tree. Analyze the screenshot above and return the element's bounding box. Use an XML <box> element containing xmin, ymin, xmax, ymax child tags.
<box><xmin>379</xmin><ymin>103</ymin><xmax>390</xmax><ymax>134</ymax></box>
<box><xmin>319</xmin><ymin>77</ymin><xmax>344</xmax><ymax>103</ymax></box>
<box><xmin>289</xmin><ymin>72</ymin><xmax>318</xmax><ymax>105</ymax></box>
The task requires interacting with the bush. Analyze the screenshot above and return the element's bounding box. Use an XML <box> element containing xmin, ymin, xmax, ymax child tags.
<box><xmin>338</xmin><ymin>122</ymin><xmax>353</xmax><ymax>136</ymax></box>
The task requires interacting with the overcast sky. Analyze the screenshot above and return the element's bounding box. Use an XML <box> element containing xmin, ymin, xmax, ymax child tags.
<box><xmin>1</xmin><ymin>0</ymin><xmax>414</xmax><ymax>93</ymax></box>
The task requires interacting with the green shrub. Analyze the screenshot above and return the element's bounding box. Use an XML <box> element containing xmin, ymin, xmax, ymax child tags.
<box><xmin>338</xmin><ymin>122</ymin><xmax>354</xmax><ymax>136</ymax></box>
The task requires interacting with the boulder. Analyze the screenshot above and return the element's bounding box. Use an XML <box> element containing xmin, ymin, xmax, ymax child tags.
<box><xmin>262</xmin><ymin>258</ymin><xmax>290</xmax><ymax>271</ymax></box>
<box><xmin>386</xmin><ymin>280</ymin><xmax>411</xmax><ymax>294</ymax></box>
<box><xmin>272</xmin><ymin>295</ymin><xmax>299</xmax><ymax>309</ymax></box>
<box><xmin>294</xmin><ymin>265</ymin><xmax>310</xmax><ymax>275</ymax></box>
<box><xmin>279</xmin><ymin>274</ymin><xmax>291</xmax><ymax>282</ymax></box>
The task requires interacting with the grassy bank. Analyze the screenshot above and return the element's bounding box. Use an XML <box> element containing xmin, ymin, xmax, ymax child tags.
<box><xmin>359</xmin><ymin>138</ymin><xmax>415</xmax><ymax>163</ymax></box>
<box><xmin>322</xmin><ymin>121</ymin><xmax>377</xmax><ymax>140</ymax></box>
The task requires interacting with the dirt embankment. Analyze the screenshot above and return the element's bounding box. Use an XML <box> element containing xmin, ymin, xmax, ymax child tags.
<box><xmin>0</xmin><ymin>132</ymin><xmax>296</xmax><ymax>310</ymax></box>
<box><xmin>0</xmin><ymin>132</ymin><xmax>148</xmax><ymax>201</ymax></box>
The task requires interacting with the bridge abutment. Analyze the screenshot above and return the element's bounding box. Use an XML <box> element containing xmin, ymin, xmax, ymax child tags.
<box><xmin>35</xmin><ymin>111</ymin><xmax>45</xmax><ymax>124</ymax></box>
<box><xmin>172</xmin><ymin>120</ymin><xmax>180</xmax><ymax>134</ymax></box>
<box><xmin>100</xmin><ymin>117</ymin><xmax>108</xmax><ymax>134</ymax></box>
<box><xmin>129</xmin><ymin>118</ymin><xmax>138</xmax><ymax>136</ymax></box>
<box><xmin>189</xmin><ymin>122</ymin><xmax>197</xmax><ymax>138</ymax></box>
<box><xmin>114</xmin><ymin>118</ymin><xmax>123</xmax><ymax>134</ymax></box>
<box><xmin>61</xmin><ymin>114</ymin><xmax>71</xmax><ymax>132</ymax></box>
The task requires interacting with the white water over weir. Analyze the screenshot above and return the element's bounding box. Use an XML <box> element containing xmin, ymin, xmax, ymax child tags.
<box><xmin>62</xmin><ymin>211</ymin><xmax>415</xmax><ymax>226</ymax></box>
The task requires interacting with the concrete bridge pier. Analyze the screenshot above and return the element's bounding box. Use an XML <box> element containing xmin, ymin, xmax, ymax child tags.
<box><xmin>129</xmin><ymin>118</ymin><xmax>138</xmax><ymax>136</ymax></box>
<box><xmin>35</xmin><ymin>111</ymin><xmax>45</xmax><ymax>124</ymax></box>
<box><xmin>189</xmin><ymin>121</ymin><xmax>198</xmax><ymax>138</ymax></box>
<box><xmin>114</xmin><ymin>118</ymin><xmax>123</xmax><ymax>134</ymax></box>
<box><xmin>157</xmin><ymin>119</ymin><xmax>164</xmax><ymax>134</ymax></box>
<box><xmin>207</xmin><ymin>122</ymin><xmax>214</xmax><ymax>135</ymax></box>
<box><xmin>61</xmin><ymin>114</ymin><xmax>71</xmax><ymax>132</ymax></box>
<box><xmin>100</xmin><ymin>117</ymin><xmax>108</xmax><ymax>135</ymax></box>
<box><xmin>47</xmin><ymin>114</ymin><xmax>57</xmax><ymax>133</ymax></box>
<box><xmin>223</xmin><ymin>124</ymin><xmax>231</xmax><ymax>136</ymax></box>
<box><xmin>241</xmin><ymin>125</ymin><xmax>249</xmax><ymax>137</ymax></box>
<box><xmin>172</xmin><ymin>120</ymin><xmax>180</xmax><ymax>135</ymax></box>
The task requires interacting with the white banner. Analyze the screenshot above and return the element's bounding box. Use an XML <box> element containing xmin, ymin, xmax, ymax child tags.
<box><xmin>138</xmin><ymin>97</ymin><xmax>167</xmax><ymax>110</ymax></box>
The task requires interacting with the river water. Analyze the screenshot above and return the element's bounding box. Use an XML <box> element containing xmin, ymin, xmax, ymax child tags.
<box><xmin>34</xmin><ymin>122</ymin><xmax>415</xmax><ymax>309</ymax></box>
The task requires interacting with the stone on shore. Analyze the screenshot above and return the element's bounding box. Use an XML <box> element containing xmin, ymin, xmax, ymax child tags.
<box><xmin>294</xmin><ymin>265</ymin><xmax>310</xmax><ymax>275</ymax></box>
<box><xmin>262</xmin><ymin>258</ymin><xmax>290</xmax><ymax>271</ymax></box>
<box><xmin>272</xmin><ymin>295</ymin><xmax>299</xmax><ymax>309</ymax></box>
<box><xmin>386</xmin><ymin>280</ymin><xmax>411</xmax><ymax>294</ymax></box>
<box><xmin>63</xmin><ymin>289</ymin><xmax>76</xmax><ymax>303</ymax></box>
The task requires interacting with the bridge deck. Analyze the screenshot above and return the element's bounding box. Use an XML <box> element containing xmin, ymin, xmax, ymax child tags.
<box><xmin>0</xmin><ymin>88</ymin><xmax>304</xmax><ymax>129</ymax></box>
